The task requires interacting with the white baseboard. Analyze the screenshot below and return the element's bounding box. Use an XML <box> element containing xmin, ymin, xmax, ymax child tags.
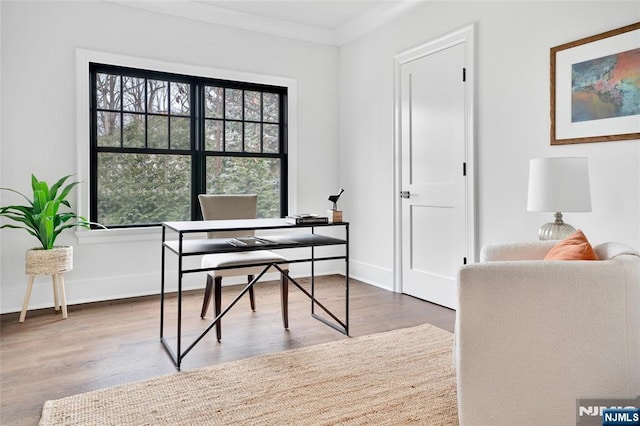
<box><xmin>1</xmin><ymin>272</ymin><xmax>162</xmax><ymax>314</ymax></box>
<box><xmin>349</xmin><ymin>259</ymin><xmax>393</xmax><ymax>291</ymax></box>
<box><xmin>0</xmin><ymin>265</ymin><xmax>344</xmax><ymax>314</ymax></box>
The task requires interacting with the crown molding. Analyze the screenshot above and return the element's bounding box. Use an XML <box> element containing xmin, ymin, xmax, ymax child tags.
<box><xmin>335</xmin><ymin>1</ymin><xmax>422</xmax><ymax>45</ymax></box>
<box><xmin>105</xmin><ymin>1</ymin><xmax>424</xmax><ymax>46</ymax></box>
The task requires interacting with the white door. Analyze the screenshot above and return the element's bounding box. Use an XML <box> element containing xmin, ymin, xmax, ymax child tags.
<box><xmin>395</xmin><ymin>29</ymin><xmax>474</xmax><ymax>310</ymax></box>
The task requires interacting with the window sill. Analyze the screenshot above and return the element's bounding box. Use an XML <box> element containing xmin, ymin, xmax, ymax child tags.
<box><xmin>76</xmin><ymin>226</ymin><xmax>162</xmax><ymax>245</ymax></box>
<box><xmin>74</xmin><ymin>221</ymin><xmax>307</xmax><ymax>245</ymax></box>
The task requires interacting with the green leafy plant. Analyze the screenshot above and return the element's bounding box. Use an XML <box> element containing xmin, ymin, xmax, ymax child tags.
<box><xmin>0</xmin><ymin>174</ymin><xmax>98</xmax><ymax>250</ymax></box>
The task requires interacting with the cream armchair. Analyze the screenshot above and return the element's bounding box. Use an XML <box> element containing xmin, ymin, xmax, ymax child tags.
<box><xmin>455</xmin><ymin>241</ymin><xmax>640</xmax><ymax>426</ymax></box>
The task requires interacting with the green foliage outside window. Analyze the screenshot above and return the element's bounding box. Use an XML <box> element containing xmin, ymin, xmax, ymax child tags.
<box><xmin>97</xmin><ymin>153</ymin><xmax>191</xmax><ymax>225</ymax></box>
<box><xmin>206</xmin><ymin>157</ymin><xmax>281</xmax><ymax>219</ymax></box>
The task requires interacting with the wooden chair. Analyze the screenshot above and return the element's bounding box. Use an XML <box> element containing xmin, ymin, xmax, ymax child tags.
<box><xmin>198</xmin><ymin>194</ymin><xmax>289</xmax><ymax>341</ymax></box>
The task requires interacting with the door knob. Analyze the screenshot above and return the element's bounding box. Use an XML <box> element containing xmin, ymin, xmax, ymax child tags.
<box><xmin>400</xmin><ymin>191</ymin><xmax>410</xmax><ymax>199</ymax></box>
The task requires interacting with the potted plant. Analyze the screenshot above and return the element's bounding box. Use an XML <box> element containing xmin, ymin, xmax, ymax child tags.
<box><xmin>0</xmin><ymin>174</ymin><xmax>97</xmax><ymax>275</ymax></box>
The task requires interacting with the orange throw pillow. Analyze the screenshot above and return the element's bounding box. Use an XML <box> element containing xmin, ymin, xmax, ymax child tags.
<box><xmin>544</xmin><ymin>230</ymin><xmax>599</xmax><ymax>261</ymax></box>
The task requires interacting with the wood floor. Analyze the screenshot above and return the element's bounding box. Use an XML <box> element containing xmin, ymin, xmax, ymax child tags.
<box><xmin>0</xmin><ymin>275</ymin><xmax>455</xmax><ymax>426</ymax></box>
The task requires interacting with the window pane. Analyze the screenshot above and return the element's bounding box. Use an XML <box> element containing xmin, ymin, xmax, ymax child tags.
<box><xmin>206</xmin><ymin>156</ymin><xmax>280</xmax><ymax>218</ymax></box>
<box><xmin>170</xmin><ymin>117</ymin><xmax>190</xmax><ymax>150</ymax></box>
<box><xmin>123</xmin><ymin>76</ymin><xmax>145</xmax><ymax>112</ymax></box>
<box><xmin>225</xmin><ymin>88</ymin><xmax>242</xmax><ymax>120</ymax></box>
<box><xmin>96</xmin><ymin>73</ymin><xmax>121</xmax><ymax>111</ymax></box>
<box><xmin>123</xmin><ymin>113</ymin><xmax>145</xmax><ymax>148</ymax></box>
<box><xmin>244</xmin><ymin>91</ymin><xmax>261</xmax><ymax>121</ymax></box>
<box><xmin>148</xmin><ymin>115</ymin><xmax>168</xmax><ymax>149</ymax></box>
<box><xmin>205</xmin><ymin>86</ymin><xmax>223</xmax><ymax>118</ymax></box>
<box><xmin>148</xmin><ymin>80</ymin><xmax>168</xmax><ymax>114</ymax></box>
<box><xmin>97</xmin><ymin>111</ymin><xmax>120</xmax><ymax>147</ymax></box>
<box><xmin>205</xmin><ymin>119</ymin><xmax>222</xmax><ymax>151</ymax></box>
<box><xmin>245</xmin><ymin>122</ymin><xmax>261</xmax><ymax>152</ymax></box>
<box><xmin>263</xmin><ymin>93</ymin><xmax>279</xmax><ymax>123</ymax></box>
<box><xmin>263</xmin><ymin>124</ymin><xmax>279</xmax><ymax>153</ymax></box>
<box><xmin>170</xmin><ymin>82</ymin><xmax>190</xmax><ymax>116</ymax></box>
<box><xmin>97</xmin><ymin>153</ymin><xmax>191</xmax><ymax>226</ymax></box>
<box><xmin>225</xmin><ymin>121</ymin><xmax>242</xmax><ymax>152</ymax></box>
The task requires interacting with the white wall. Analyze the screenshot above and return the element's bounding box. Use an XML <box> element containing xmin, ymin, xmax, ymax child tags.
<box><xmin>339</xmin><ymin>2</ymin><xmax>640</xmax><ymax>290</ymax></box>
<box><xmin>2</xmin><ymin>1</ymin><xmax>639</xmax><ymax>312</ymax></box>
<box><xmin>0</xmin><ymin>1</ymin><xmax>339</xmax><ymax>313</ymax></box>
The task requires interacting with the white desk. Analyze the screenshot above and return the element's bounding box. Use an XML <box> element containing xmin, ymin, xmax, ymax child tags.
<box><xmin>160</xmin><ymin>218</ymin><xmax>349</xmax><ymax>369</ymax></box>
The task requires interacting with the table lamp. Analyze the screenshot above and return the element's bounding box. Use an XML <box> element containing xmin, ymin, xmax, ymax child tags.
<box><xmin>527</xmin><ymin>157</ymin><xmax>591</xmax><ymax>240</ymax></box>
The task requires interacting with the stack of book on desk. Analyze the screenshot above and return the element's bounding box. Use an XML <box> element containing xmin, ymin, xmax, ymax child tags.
<box><xmin>285</xmin><ymin>214</ymin><xmax>329</xmax><ymax>225</ymax></box>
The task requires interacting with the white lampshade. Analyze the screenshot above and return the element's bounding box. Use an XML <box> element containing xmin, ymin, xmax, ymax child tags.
<box><xmin>527</xmin><ymin>157</ymin><xmax>591</xmax><ymax>213</ymax></box>
<box><xmin>527</xmin><ymin>157</ymin><xmax>591</xmax><ymax>240</ymax></box>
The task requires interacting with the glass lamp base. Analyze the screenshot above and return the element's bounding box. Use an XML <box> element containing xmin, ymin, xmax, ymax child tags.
<box><xmin>538</xmin><ymin>212</ymin><xmax>575</xmax><ymax>240</ymax></box>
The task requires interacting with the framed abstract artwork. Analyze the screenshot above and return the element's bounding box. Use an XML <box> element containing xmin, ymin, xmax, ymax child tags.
<box><xmin>550</xmin><ymin>22</ymin><xmax>640</xmax><ymax>145</ymax></box>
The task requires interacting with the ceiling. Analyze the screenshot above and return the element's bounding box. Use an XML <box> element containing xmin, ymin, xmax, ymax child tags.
<box><xmin>107</xmin><ymin>0</ymin><xmax>424</xmax><ymax>46</ymax></box>
<box><xmin>203</xmin><ymin>1</ymin><xmax>386</xmax><ymax>29</ymax></box>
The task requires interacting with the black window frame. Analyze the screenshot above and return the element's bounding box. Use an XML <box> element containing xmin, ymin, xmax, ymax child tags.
<box><xmin>89</xmin><ymin>63</ymin><xmax>288</xmax><ymax>228</ymax></box>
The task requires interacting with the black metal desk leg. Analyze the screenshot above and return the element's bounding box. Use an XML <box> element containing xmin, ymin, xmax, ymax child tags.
<box><xmin>311</xmin><ymin>244</ymin><xmax>316</xmax><ymax>314</ymax></box>
<box><xmin>345</xmin><ymin>223</ymin><xmax>350</xmax><ymax>335</ymax></box>
<box><xmin>160</xmin><ymin>226</ymin><xmax>166</xmax><ymax>339</ymax></box>
<box><xmin>176</xmin><ymin>232</ymin><xmax>184</xmax><ymax>369</ymax></box>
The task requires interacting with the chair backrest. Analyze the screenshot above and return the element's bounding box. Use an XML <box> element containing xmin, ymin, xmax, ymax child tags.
<box><xmin>198</xmin><ymin>194</ymin><xmax>257</xmax><ymax>239</ymax></box>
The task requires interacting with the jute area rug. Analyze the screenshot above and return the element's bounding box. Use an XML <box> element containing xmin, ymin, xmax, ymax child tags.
<box><xmin>40</xmin><ymin>324</ymin><xmax>458</xmax><ymax>425</ymax></box>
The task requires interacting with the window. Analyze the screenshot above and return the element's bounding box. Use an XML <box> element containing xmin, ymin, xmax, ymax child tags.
<box><xmin>90</xmin><ymin>63</ymin><xmax>287</xmax><ymax>227</ymax></box>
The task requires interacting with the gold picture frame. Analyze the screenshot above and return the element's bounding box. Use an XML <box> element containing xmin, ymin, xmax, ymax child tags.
<box><xmin>550</xmin><ymin>22</ymin><xmax>640</xmax><ymax>145</ymax></box>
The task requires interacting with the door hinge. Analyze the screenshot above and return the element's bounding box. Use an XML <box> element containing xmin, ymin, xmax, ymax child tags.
<box><xmin>462</xmin><ymin>67</ymin><xmax>466</xmax><ymax>82</ymax></box>
<box><xmin>463</xmin><ymin>257</ymin><xmax>467</xmax><ymax>265</ymax></box>
<box><xmin>463</xmin><ymin>162</ymin><xmax>467</xmax><ymax>176</ymax></box>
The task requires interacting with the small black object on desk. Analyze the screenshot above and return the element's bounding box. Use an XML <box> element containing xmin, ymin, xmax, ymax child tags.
<box><xmin>328</xmin><ymin>188</ymin><xmax>344</xmax><ymax>210</ymax></box>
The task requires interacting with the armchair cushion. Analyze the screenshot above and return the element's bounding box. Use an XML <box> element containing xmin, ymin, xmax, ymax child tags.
<box><xmin>595</xmin><ymin>241</ymin><xmax>640</xmax><ymax>259</ymax></box>
<box><xmin>544</xmin><ymin>229</ymin><xmax>598</xmax><ymax>261</ymax></box>
<box><xmin>480</xmin><ymin>241</ymin><xmax>556</xmax><ymax>262</ymax></box>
